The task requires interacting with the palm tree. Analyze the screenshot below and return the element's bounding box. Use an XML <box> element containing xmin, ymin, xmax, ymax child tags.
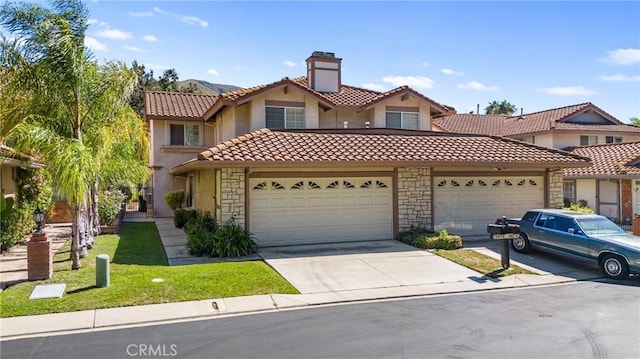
<box><xmin>631</xmin><ymin>117</ymin><xmax>640</xmax><ymax>127</ymax></box>
<box><xmin>484</xmin><ymin>100</ymin><xmax>517</xmax><ymax>116</ymax></box>
<box><xmin>1</xmin><ymin>0</ymin><xmax>148</xmax><ymax>269</ymax></box>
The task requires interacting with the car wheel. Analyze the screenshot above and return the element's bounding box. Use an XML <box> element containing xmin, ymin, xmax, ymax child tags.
<box><xmin>511</xmin><ymin>233</ymin><xmax>531</xmax><ymax>253</ymax></box>
<box><xmin>600</xmin><ymin>254</ymin><xmax>629</xmax><ymax>280</ymax></box>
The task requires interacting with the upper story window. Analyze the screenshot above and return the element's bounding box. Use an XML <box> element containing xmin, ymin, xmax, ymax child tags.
<box><xmin>605</xmin><ymin>136</ymin><xmax>622</xmax><ymax>144</ymax></box>
<box><xmin>579</xmin><ymin>135</ymin><xmax>598</xmax><ymax>146</ymax></box>
<box><xmin>386</xmin><ymin>112</ymin><xmax>419</xmax><ymax>129</ymax></box>
<box><xmin>170</xmin><ymin>124</ymin><xmax>200</xmax><ymax>146</ymax></box>
<box><xmin>266</xmin><ymin>106</ymin><xmax>305</xmax><ymax>129</ymax></box>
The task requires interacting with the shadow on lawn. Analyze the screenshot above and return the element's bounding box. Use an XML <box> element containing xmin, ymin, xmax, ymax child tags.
<box><xmin>112</xmin><ymin>222</ymin><xmax>168</xmax><ymax>266</ymax></box>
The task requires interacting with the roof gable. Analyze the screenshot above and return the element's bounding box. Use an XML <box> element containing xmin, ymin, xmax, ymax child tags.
<box><xmin>145</xmin><ymin>91</ymin><xmax>218</xmax><ymax>120</ymax></box>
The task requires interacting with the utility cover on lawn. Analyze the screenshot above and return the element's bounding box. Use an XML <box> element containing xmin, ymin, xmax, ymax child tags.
<box><xmin>29</xmin><ymin>284</ymin><xmax>66</xmax><ymax>299</ymax></box>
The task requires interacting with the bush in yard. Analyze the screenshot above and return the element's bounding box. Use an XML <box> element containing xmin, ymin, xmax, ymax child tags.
<box><xmin>173</xmin><ymin>208</ymin><xmax>197</xmax><ymax>229</ymax></box>
<box><xmin>186</xmin><ymin>211</ymin><xmax>218</xmax><ymax>256</ymax></box>
<box><xmin>164</xmin><ymin>190</ymin><xmax>185</xmax><ymax>211</ymax></box>
<box><xmin>397</xmin><ymin>227</ymin><xmax>462</xmax><ymax>250</ymax></box>
<box><xmin>98</xmin><ymin>190</ymin><xmax>125</xmax><ymax>225</ymax></box>
<box><xmin>563</xmin><ymin>202</ymin><xmax>594</xmax><ymax>214</ymax></box>
<box><xmin>212</xmin><ymin>217</ymin><xmax>257</xmax><ymax>257</ymax></box>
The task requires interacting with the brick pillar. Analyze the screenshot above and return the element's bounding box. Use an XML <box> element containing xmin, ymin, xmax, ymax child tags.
<box><xmin>27</xmin><ymin>232</ymin><xmax>53</xmax><ymax>280</ymax></box>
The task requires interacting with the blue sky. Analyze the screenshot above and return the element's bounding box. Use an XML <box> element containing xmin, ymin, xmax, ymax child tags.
<box><xmin>5</xmin><ymin>1</ymin><xmax>640</xmax><ymax>121</ymax></box>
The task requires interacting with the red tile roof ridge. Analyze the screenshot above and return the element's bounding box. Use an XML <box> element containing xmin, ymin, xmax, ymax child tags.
<box><xmin>145</xmin><ymin>90</ymin><xmax>219</xmax><ymax>97</ymax></box>
<box><xmin>517</xmin><ymin>102</ymin><xmax>592</xmax><ymax>117</ymax></box>
<box><xmin>564</xmin><ymin>140</ymin><xmax>640</xmax><ymax>151</ymax></box>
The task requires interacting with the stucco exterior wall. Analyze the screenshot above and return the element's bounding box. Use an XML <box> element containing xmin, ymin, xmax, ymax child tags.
<box><xmin>397</xmin><ymin>167</ymin><xmax>432</xmax><ymax>232</ymax></box>
<box><xmin>220</xmin><ymin>167</ymin><xmax>245</xmax><ymax>227</ymax></box>
<box><xmin>548</xmin><ymin>169</ymin><xmax>564</xmax><ymax>208</ymax></box>
<box><xmin>575</xmin><ymin>179</ymin><xmax>597</xmax><ymax>210</ymax></box>
<box><xmin>318</xmin><ymin>108</ymin><xmax>369</xmax><ymax>128</ymax></box>
<box><xmin>149</xmin><ymin>118</ymin><xmax>214</xmax><ymax>217</ymax></box>
<box><xmin>1</xmin><ymin>165</ymin><xmax>16</xmax><ymax>197</ymax></box>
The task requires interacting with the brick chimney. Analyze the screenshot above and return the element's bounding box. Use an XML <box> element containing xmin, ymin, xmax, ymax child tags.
<box><xmin>306</xmin><ymin>51</ymin><xmax>342</xmax><ymax>93</ymax></box>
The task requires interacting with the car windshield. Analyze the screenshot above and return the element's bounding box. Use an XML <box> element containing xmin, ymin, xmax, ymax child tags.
<box><xmin>575</xmin><ymin>217</ymin><xmax>626</xmax><ymax>236</ymax></box>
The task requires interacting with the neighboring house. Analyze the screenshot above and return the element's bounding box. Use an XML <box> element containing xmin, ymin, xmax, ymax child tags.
<box><xmin>0</xmin><ymin>144</ymin><xmax>43</xmax><ymax>198</ymax></box>
<box><xmin>564</xmin><ymin>142</ymin><xmax>640</xmax><ymax>224</ymax></box>
<box><xmin>433</xmin><ymin>103</ymin><xmax>640</xmax><ymax>221</ymax></box>
<box><xmin>143</xmin><ymin>51</ymin><xmax>591</xmax><ymax>244</ymax></box>
<box><xmin>432</xmin><ymin>102</ymin><xmax>640</xmax><ymax>148</ymax></box>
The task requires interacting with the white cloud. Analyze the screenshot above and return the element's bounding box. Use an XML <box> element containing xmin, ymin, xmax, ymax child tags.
<box><xmin>96</xmin><ymin>29</ymin><xmax>133</xmax><ymax>40</ymax></box>
<box><xmin>382</xmin><ymin>76</ymin><xmax>434</xmax><ymax>89</ymax></box>
<box><xmin>536</xmin><ymin>86</ymin><xmax>597</xmax><ymax>96</ymax></box>
<box><xmin>207</xmin><ymin>68</ymin><xmax>220</xmax><ymax>76</ymax></box>
<box><xmin>423</xmin><ymin>61</ymin><xmax>429</xmax><ymax>67</ymax></box>
<box><xmin>143</xmin><ymin>35</ymin><xmax>158</xmax><ymax>42</ymax></box>
<box><xmin>361</xmin><ymin>83</ymin><xmax>386</xmax><ymax>91</ymax></box>
<box><xmin>598</xmin><ymin>73</ymin><xmax>640</xmax><ymax>82</ymax></box>
<box><xmin>283</xmin><ymin>60</ymin><xmax>297</xmax><ymax>67</ymax></box>
<box><xmin>153</xmin><ymin>7</ymin><xmax>167</xmax><ymax>15</ymax></box>
<box><xmin>84</xmin><ymin>36</ymin><xmax>107</xmax><ymax>52</ymax></box>
<box><xmin>441</xmin><ymin>68</ymin><xmax>463</xmax><ymax>76</ymax></box>
<box><xmin>601</xmin><ymin>48</ymin><xmax>640</xmax><ymax>65</ymax></box>
<box><xmin>123</xmin><ymin>45</ymin><xmax>147</xmax><ymax>53</ymax></box>
<box><xmin>182</xmin><ymin>15</ymin><xmax>208</xmax><ymax>28</ymax></box>
<box><xmin>129</xmin><ymin>11</ymin><xmax>153</xmax><ymax>17</ymax></box>
<box><xmin>87</xmin><ymin>18</ymin><xmax>99</xmax><ymax>25</ymax></box>
<box><xmin>457</xmin><ymin>81</ymin><xmax>500</xmax><ymax>91</ymax></box>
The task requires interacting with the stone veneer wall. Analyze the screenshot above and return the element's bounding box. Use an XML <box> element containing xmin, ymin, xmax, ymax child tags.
<box><xmin>397</xmin><ymin>167</ymin><xmax>432</xmax><ymax>233</ymax></box>
<box><xmin>220</xmin><ymin>168</ymin><xmax>245</xmax><ymax>226</ymax></box>
<box><xmin>548</xmin><ymin>169</ymin><xmax>564</xmax><ymax>209</ymax></box>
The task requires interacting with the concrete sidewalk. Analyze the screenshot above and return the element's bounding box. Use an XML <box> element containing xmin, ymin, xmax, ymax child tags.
<box><xmin>0</xmin><ymin>220</ymin><xmax>596</xmax><ymax>340</ymax></box>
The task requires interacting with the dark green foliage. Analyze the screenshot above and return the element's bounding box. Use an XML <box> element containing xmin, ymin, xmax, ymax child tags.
<box><xmin>164</xmin><ymin>190</ymin><xmax>184</xmax><ymax>211</ymax></box>
<box><xmin>173</xmin><ymin>208</ymin><xmax>197</xmax><ymax>229</ymax></box>
<box><xmin>212</xmin><ymin>218</ymin><xmax>257</xmax><ymax>257</ymax></box>
<box><xmin>397</xmin><ymin>227</ymin><xmax>462</xmax><ymax>250</ymax></box>
<box><xmin>185</xmin><ymin>211</ymin><xmax>218</xmax><ymax>256</ymax></box>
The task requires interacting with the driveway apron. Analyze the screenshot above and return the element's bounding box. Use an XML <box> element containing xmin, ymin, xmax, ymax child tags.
<box><xmin>259</xmin><ymin>240</ymin><xmax>481</xmax><ymax>294</ymax></box>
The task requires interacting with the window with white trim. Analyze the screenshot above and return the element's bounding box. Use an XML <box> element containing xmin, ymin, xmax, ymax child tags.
<box><xmin>386</xmin><ymin>111</ymin><xmax>419</xmax><ymax>129</ymax></box>
<box><xmin>266</xmin><ymin>106</ymin><xmax>305</xmax><ymax>129</ymax></box>
<box><xmin>605</xmin><ymin>136</ymin><xmax>622</xmax><ymax>144</ymax></box>
<box><xmin>563</xmin><ymin>180</ymin><xmax>576</xmax><ymax>206</ymax></box>
<box><xmin>579</xmin><ymin>135</ymin><xmax>597</xmax><ymax>146</ymax></box>
<box><xmin>170</xmin><ymin>124</ymin><xmax>200</xmax><ymax>146</ymax></box>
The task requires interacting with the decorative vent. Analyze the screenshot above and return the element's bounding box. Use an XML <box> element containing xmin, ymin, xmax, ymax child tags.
<box><xmin>327</xmin><ymin>181</ymin><xmax>339</xmax><ymax>189</ymax></box>
<box><xmin>479</xmin><ymin>180</ymin><xmax>487</xmax><ymax>187</ymax></box>
<box><xmin>361</xmin><ymin>180</ymin><xmax>373</xmax><ymax>189</ymax></box>
<box><xmin>253</xmin><ymin>182</ymin><xmax>267</xmax><ymax>190</ymax></box>
<box><xmin>376</xmin><ymin>180</ymin><xmax>388</xmax><ymax>188</ymax></box>
<box><xmin>437</xmin><ymin>180</ymin><xmax>447</xmax><ymax>187</ymax></box>
<box><xmin>272</xmin><ymin>181</ymin><xmax>285</xmax><ymax>190</ymax></box>
<box><xmin>343</xmin><ymin>181</ymin><xmax>355</xmax><ymax>189</ymax></box>
<box><xmin>465</xmin><ymin>180</ymin><xmax>474</xmax><ymax>187</ymax></box>
<box><xmin>308</xmin><ymin>181</ymin><xmax>321</xmax><ymax>189</ymax></box>
<box><xmin>291</xmin><ymin>181</ymin><xmax>304</xmax><ymax>189</ymax></box>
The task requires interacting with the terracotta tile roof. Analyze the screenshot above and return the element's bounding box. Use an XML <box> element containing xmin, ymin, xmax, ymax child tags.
<box><xmin>433</xmin><ymin>102</ymin><xmax>639</xmax><ymax>137</ymax></box>
<box><xmin>0</xmin><ymin>144</ymin><xmax>43</xmax><ymax>166</ymax></box>
<box><xmin>145</xmin><ymin>91</ymin><xmax>218</xmax><ymax>120</ymax></box>
<box><xmin>564</xmin><ymin>142</ymin><xmax>640</xmax><ymax>178</ymax></box>
<box><xmin>170</xmin><ymin>129</ymin><xmax>590</xmax><ymax>173</ymax></box>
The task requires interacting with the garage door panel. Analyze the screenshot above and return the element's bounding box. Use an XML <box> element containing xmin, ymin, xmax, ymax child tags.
<box><xmin>251</xmin><ymin>177</ymin><xmax>392</xmax><ymax>246</ymax></box>
<box><xmin>434</xmin><ymin>176</ymin><xmax>544</xmax><ymax>236</ymax></box>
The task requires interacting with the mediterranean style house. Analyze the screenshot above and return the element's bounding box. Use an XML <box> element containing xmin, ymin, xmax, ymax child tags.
<box><xmin>433</xmin><ymin>102</ymin><xmax>640</xmax><ymax>224</ymax></box>
<box><xmin>145</xmin><ymin>51</ymin><xmax>591</xmax><ymax>245</ymax></box>
<box><xmin>564</xmin><ymin>142</ymin><xmax>640</xmax><ymax>225</ymax></box>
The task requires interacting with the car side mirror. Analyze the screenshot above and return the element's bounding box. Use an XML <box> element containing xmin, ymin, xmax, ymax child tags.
<box><xmin>568</xmin><ymin>228</ymin><xmax>575</xmax><ymax>235</ymax></box>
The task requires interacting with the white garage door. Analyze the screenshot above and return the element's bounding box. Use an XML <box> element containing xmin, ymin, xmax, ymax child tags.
<box><xmin>434</xmin><ymin>176</ymin><xmax>544</xmax><ymax>236</ymax></box>
<box><xmin>250</xmin><ymin>177</ymin><xmax>393</xmax><ymax>246</ymax></box>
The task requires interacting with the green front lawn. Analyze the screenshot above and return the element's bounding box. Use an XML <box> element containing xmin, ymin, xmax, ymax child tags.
<box><xmin>0</xmin><ymin>222</ymin><xmax>298</xmax><ymax>318</ymax></box>
<box><xmin>433</xmin><ymin>249</ymin><xmax>537</xmax><ymax>278</ymax></box>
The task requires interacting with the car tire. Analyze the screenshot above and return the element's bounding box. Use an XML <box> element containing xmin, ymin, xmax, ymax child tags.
<box><xmin>511</xmin><ymin>233</ymin><xmax>531</xmax><ymax>253</ymax></box>
<box><xmin>600</xmin><ymin>254</ymin><xmax>629</xmax><ymax>280</ymax></box>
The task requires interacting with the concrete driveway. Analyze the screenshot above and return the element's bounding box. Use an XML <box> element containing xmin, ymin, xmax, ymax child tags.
<box><xmin>259</xmin><ymin>240</ymin><xmax>481</xmax><ymax>294</ymax></box>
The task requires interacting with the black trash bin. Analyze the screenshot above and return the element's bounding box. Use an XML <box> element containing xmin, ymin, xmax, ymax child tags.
<box><xmin>138</xmin><ymin>195</ymin><xmax>147</xmax><ymax>212</ymax></box>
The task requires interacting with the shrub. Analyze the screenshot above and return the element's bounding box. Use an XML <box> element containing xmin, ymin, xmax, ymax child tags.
<box><xmin>185</xmin><ymin>211</ymin><xmax>219</xmax><ymax>256</ymax></box>
<box><xmin>174</xmin><ymin>208</ymin><xmax>197</xmax><ymax>229</ymax></box>
<box><xmin>164</xmin><ymin>190</ymin><xmax>185</xmax><ymax>211</ymax></box>
<box><xmin>397</xmin><ymin>227</ymin><xmax>462</xmax><ymax>250</ymax></box>
<box><xmin>98</xmin><ymin>190</ymin><xmax>126</xmax><ymax>225</ymax></box>
<box><xmin>212</xmin><ymin>218</ymin><xmax>257</xmax><ymax>257</ymax></box>
<box><xmin>563</xmin><ymin>202</ymin><xmax>594</xmax><ymax>214</ymax></box>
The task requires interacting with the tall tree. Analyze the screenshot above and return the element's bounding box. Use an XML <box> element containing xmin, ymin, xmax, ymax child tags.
<box><xmin>1</xmin><ymin>0</ymin><xmax>148</xmax><ymax>269</ymax></box>
<box><xmin>631</xmin><ymin>117</ymin><xmax>640</xmax><ymax>127</ymax></box>
<box><xmin>484</xmin><ymin>100</ymin><xmax>517</xmax><ymax>116</ymax></box>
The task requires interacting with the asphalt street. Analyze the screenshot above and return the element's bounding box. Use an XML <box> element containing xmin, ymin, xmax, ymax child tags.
<box><xmin>2</xmin><ymin>279</ymin><xmax>639</xmax><ymax>359</ymax></box>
